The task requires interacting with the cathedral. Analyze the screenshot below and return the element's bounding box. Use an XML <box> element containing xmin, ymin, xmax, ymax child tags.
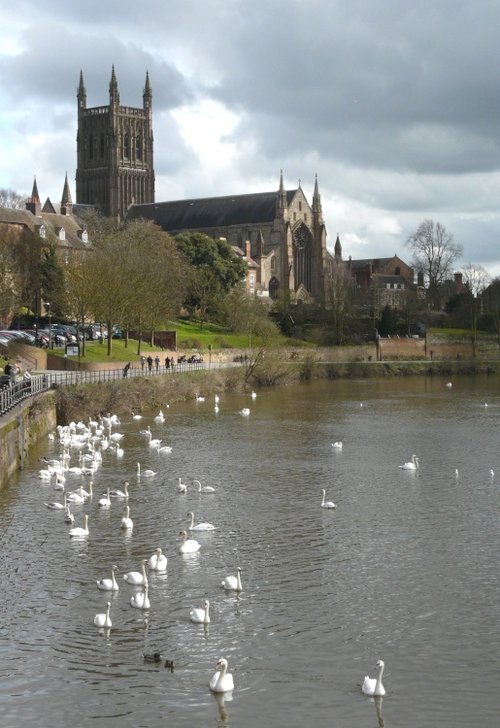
<box><xmin>76</xmin><ymin>69</ymin><xmax>334</xmax><ymax>305</ymax></box>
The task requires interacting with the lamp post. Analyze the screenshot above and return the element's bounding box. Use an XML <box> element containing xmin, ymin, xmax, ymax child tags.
<box><xmin>45</xmin><ymin>302</ymin><xmax>52</xmax><ymax>350</ymax></box>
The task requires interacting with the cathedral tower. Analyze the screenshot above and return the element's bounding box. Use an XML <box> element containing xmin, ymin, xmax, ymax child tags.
<box><xmin>76</xmin><ymin>68</ymin><xmax>155</xmax><ymax>219</ymax></box>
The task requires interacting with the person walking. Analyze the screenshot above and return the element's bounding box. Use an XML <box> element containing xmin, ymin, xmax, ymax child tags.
<box><xmin>147</xmin><ymin>355</ymin><xmax>153</xmax><ymax>373</ymax></box>
<box><xmin>123</xmin><ymin>362</ymin><xmax>131</xmax><ymax>378</ymax></box>
<box><xmin>140</xmin><ymin>355</ymin><xmax>146</xmax><ymax>372</ymax></box>
<box><xmin>154</xmin><ymin>355</ymin><xmax>160</xmax><ymax>373</ymax></box>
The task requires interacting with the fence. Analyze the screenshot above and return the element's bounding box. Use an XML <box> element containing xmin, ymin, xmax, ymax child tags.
<box><xmin>0</xmin><ymin>360</ymin><xmax>207</xmax><ymax>417</ymax></box>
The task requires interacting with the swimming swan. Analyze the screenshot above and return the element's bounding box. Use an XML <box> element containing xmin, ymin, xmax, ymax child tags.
<box><xmin>97</xmin><ymin>564</ymin><xmax>119</xmax><ymax>591</ymax></box>
<box><xmin>131</xmin><ymin>581</ymin><xmax>150</xmax><ymax>609</ymax></box>
<box><xmin>178</xmin><ymin>530</ymin><xmax>201</xmax><ymax>554</ymax></box>
<box><xmin>177</xmin><ymin>477</ymin><xmax>188</xmax><ymax>494</ymax></box>
<box><xmin>362</xmin><ymin>659</ymin><xmax>386</xmax><ymax>696</ymax></box>
<box><xmin>148</xmin><ymin>547</ymin><xmax>167</xmax><ymax>572</ymax></box>
<box><xmin>94</xmin><ymin>601</ymin><xmax>112</xmax><ymax>628</ymax></box>
<box><xmin>190</xmin><ymin>599</ymin><xmax>210</xmax><ymax>624</ymax></box>
<box><xmin>209</xmin><ymin>657</ymin><xmax>234</xmax><ymax>693</ymax></box>
<box><xmin>124</xmin><ymin>560</ymin><xmax>148</xmax><ymax>585</ymax></box>
<box><xmin>321</xmin><ymin>489</ymin><xmax>336</xmax><ymax>509</ymax></box>
<box><xmin>137</xmin><ymin>462</ymin><xmax>156</xmax><ymax>477</ymax></box>
<box><xmin>222</xmin><ymin>567</ymin><xmax>243</xmax><ymax>591</ymax></box>
<box><xmin>240</xmin><ymin>408</ymin><xmax>250</xmax><ymax>416</ymax></box>
<box><xmin>193</xmin><ymin>479</ymin><xmax>215</xmax><ymax>493</ymax></box>
<box><xmin>187</xmin><ymin>511</ymin><xmax>216</xmax><ymax>531</ymax></box>
<box><xmin>331</xmin><ymin>441</ymin><xmax>343</xmax><ymax>450</ymax></box>
<box><xmin>69</xmin><ymin>514</ymin><xmax>89</xmax><ymax>537</ymax></box>
<box><xmin>399</xmin><ymin>454</ymin><xmax>419</xmax><ymax>470</ymax></box>
<box><xmin>120</xmin><ymin>505</ymin><xmax>134</xmax><ymax>530</ymax></box>
<box><xmin>109</xmin><ymin>482</ymin><xmax>129</xmax><ymax>498</ymax></box>
<box><xmin>98</xmin><ymin>488</ymin><xmax>111</xmax><ymax>507</ymax></box>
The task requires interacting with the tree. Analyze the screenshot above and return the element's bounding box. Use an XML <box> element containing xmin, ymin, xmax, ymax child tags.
<box><xmin>406</xmin><ymin>220</ymin><xmax>463</xmax><ymax>307</ymax></box>
<box><xmin>325</xmin><ymin>260</ymin><xmax>354</xmax><ymax>344</ymax></box>
<box><xmin>0</xmin><ymin>188</ymin><xmax>26</xmax><ymax>209</ymax></box>
<box><xmin>462</xmin><ymin>263</ymin><xmax>491</xmax><ymax>357</ymax></box>
<box><xmin>481</xmin><ymin>277</ymin><xmax>500</xmax><ymax>354</ymax></box>
<box><xmin>175</xmin><ymin>232</ymin><xmax>246</xmax><ymax>321</ymax></box>
<box><xmin>40</xmin><ymin>242</ymin><xmax>66</xmax><ymax>317</ymax></box>
<box><xmin>223</xmin><ymin>284</ymin><xmax>278</xmax><ymax>346</ymax></box>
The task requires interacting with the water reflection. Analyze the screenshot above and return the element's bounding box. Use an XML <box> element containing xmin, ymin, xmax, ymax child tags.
<box><xmin>213</xmin><ymin>690</ymin><xmax>233</xmax><ymax>725</ymax></box>
<box><xmin>374</xmin><ymin>696</ymin><xmax>384</xmax><ymax>728</ymax></box>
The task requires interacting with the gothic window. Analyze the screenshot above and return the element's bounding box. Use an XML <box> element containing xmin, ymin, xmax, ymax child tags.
<box><xmin>57</xmin><ymin>227</ymin><xmax>66</xmax><ymax>241</ymax></box>
<box><xmin>88</xmin><ymin>134</ymin><xmax>93</xmax><ymax>160</ymax></box>
<box><xmin>292</xmin><ymin>223</ymin><xmax>313</xmax><ymax>292</ymax></box>
<box><xmin>136</xmin><ymin>135</ymin><xmax>142</xmax><ymax>160</ymax></box>
<box><xmin>304</xmin><ymin>213</ymin><xmax>307</xmax><ymax>222</ymax></box>
<box><xmin>269</xmin><ymin>276</ymin><xmax>279</xmax><ymax>300</ymax></box>
<box><xmin>270</xmin><ymin>255</ymin><xmax>276</xmax><ymax>273</ymax></box>
<box><xmin>124</xmin><ymin>134</ymin><xmax>130</xmax><ymax>159</ymax></box>
<box><xmin>100</xmin><ymin>133</ymin><xmax>105</xmax><ymax>158</ymax></box>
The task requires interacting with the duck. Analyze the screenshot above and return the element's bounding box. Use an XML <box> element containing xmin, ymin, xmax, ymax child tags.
<box><xmin>209</xmin><ymin>657</ymin><xmax>234</xmax><ymax>693</ymax></box>
<box><xmin>321</xmin><ymin>489</ymin><xmax>336</xmax><ymax>509</ymax></box>
<box><xmin>94</xmin><ymin>601</ymin><xmax>112</xmax><ymax>628</ymax></box>
<box><xmin>164</xmin><ymin>659</ymin><xmax>175</xmax><ymax>671</ymax></box>
<box><xmin>222</xmin><ymin>566</ymin><xmax>243</xmax><ymax>592</ymax></box>
<box><xmin>137</xmin><ymin>462</ymin><xmax>157</xmax><ymax>478</ymax></box>
<box><xmin>240</xmin><ymin>408</ymin><xmax>250</xmax><ymax>416</ymax></box>
<box><xmin>98</xmin><ymin>488</ymin><xmax>112</xmax><ymax>507</ymax></box>
<box><xmin>143</xmin><ymin>652</ymin><xmax>162</xmax><ymax>663</ymax></box>
<box><xmin>148</xmin><ymin>547</ymin><xmax>167</xmax><ymax>572</ymax></box>
<box><xmin>190</xmin><ymin>599</ymin><xmax>210</xmax><ymax>624</ymax></box>
<box><xmin>109</xmin><ymin>481</ymin><xmax>129</xmax><ymax>498</ymax></box>
<box><xmin>177</xmin><ymin>477</ymin><xmax>187</xmax><ymax>494</ymax></box>
<box><xmin>69</xmin><ymin>514</ymin><xmax>89</xmax><ymax>538</ymax></box>
<box><xmin>97</xmin><ymin>565</ymin><xmax>119</xmax><ymax>591</ymax></box>
<box><xmin>399</xmin><ymin>454</ymin><xmax>419</xmax><ymax>470</ymax></box>
<box><xmin>193</xmin><ymin>479</ymin><xmax>215</xmax><ymax>493</ymax></box>
<box><xmin>131</xmin><ymin>581</ymin><xmax>150</xmax><ymax>609</ymax></box>
<box><xmin>362</xmin><ymin>659</ymin><xmax>386</xmax><ymax>696</ymax></box>
<box><xmin>331</xmin><ymin>441</ymin><xmax>343</xmax><ymax>450</ymax></box>
<box><xmin>178</xmin><ymin>530</ymin><xmax>201</xmax><ymax>554</ymax></box>
<box><xmin>124</xmin><ymin>560</ymin><xmax>148</xmax><ymax>585</ymax></box>
<box><xmin>120</xmin><ymin>505</ymin><xmax>134</xmax><ymax>530</ymax></box>
<box><xmin>187</xmin><ymin>511</ymin><xmax>216</xmax><ymax>531</ymax></box>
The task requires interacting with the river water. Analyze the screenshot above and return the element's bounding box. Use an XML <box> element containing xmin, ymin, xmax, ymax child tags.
<box><xmin>0</xmin><ymin>376</ymin><xmax>499</xmax><ymax>727</ymax></box>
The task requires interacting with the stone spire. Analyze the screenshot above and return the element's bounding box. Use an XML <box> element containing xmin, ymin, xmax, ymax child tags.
<box><xmin>277</xmin><ymin>169</ymin><xmax>287</xmax><ymax>210</ymax></box>
<box><xmin>26</xmin><ymin>176</ymin><xmax>41</xmax><ymax>216</ymax></box>
<box><xmin>334</xmin><ymin>233</ymin><xmax>342</xmax><ymax>261</ymax></box>
<box><xmin>60</xmin><ymin>172</ymin><xmax>73</xmax><ymax>216</ymax></box>
<box><xmin>143</xmin><ymin>70</ymin><xmax>152</xmax><ymax>109</ymax></box>
<box><xmin>77</xmin><ymin>70</ymin><xmax>87</xmax><ymax>110</ymax></box>
<box><xmin>109</xmin><ymin>65</ymin><xmax>120</xmax><ymax>106</ymax></box>
<box><xmin>312</xmin><ymin>174</ymin><xmax>322</xmax><ymax>214</ymax></box>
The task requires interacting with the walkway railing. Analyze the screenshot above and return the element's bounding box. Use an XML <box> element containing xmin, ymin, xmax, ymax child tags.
<box><xmin>0</xmin><ymin>361</ymin><xmax>207</xmax><ymax>417</ymax></box>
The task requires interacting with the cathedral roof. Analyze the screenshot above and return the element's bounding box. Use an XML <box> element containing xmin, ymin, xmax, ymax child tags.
<box><xmin>128</xmin><ymin>189</ymin><xmax>296</xmax><ymax>232</ymax></box>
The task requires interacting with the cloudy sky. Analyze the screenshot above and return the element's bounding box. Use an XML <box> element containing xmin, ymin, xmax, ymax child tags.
<box><xmin>1</xmin><ymin>0</ymin><xmax>500</xmax><ymax>275</ymax></box>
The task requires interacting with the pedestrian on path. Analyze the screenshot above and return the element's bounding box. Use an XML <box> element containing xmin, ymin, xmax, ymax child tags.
<box><xmin>147</xmin><ymin>355</ymin><xmax>153</xmax><ymax>372</ymax></box>
<box><xmin>123</xmin><ymin>362</ymin><xmax>131</xmax><ymax>378</ymax></box>
<box><xmin>154</xmin><ymin>355</ymin><xmax>160</xmax><ymax>372</ymax></box>
<box><xmin>140</xmin><ymin>355</ymin><xmax>146</xmax><ymax>372</ymax></box>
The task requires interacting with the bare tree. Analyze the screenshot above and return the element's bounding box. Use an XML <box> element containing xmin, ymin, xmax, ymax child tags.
<box><xmin>406</xmin><ymin>220</ymin><xmax>463</xmax><ymax>307</ymax></box>
<box><xmin>0</xmin><ymin>188</ymin><xmax>26</xmax><ymax>209</ymax></box>
<box><xmin>462</xmin><ymin>263</ymin><xmax>491</xmax><ymax>357</ymax></box>
<box><xmin>326</xmin><ymin>259</ymin><xmax>355</xmax><ymax>344</ymax></box>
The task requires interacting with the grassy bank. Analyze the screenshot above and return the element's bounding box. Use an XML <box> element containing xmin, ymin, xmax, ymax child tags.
<box><xmin>54</xmin><ymin>356</ymin><xmax>499</xmax><ymax>424</ymax></box>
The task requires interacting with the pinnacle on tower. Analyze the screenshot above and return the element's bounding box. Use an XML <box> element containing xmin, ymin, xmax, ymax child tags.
<box><xmin>77</xmin><ymin>70</ymin><xmax>87</xmax><ymax>109</ymax></box>
<box><xmin>313</xmin><ymin>174</ymin><xmax>322</xmax><ymax>212</ymax></box>
<box><xmin>277</xmin><ymin>169</ymin><xmax>287</xmax><ymax>210</ymax></box>
<box><xmin>61</xmin><ymin>172</ymin><xmax>73</xmax><ymax>215</ymax></box>
<box><xmin>143</xmin><ymin>70</ymin><xmax>152</xmax><ymax>107</ymax></box>
<box><xmin>334</xmin><ymin>233</ymin><xmax>342</xmax><ymax>260</ymax></box>
<box><xmin>26</xmin><ymin>176</ymin><xmax>41</xmax><ymax>215</ymax></box>
<box><xmin>109</xmin><ymin>65</ymin><xmax>120</xmax><ymax>105</ymax></box>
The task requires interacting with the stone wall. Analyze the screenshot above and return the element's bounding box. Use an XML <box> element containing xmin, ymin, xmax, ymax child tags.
<box><xmin>0</xmin><ymin>391</ymin><xmax>57</xmax><ymax>491</ymax></box>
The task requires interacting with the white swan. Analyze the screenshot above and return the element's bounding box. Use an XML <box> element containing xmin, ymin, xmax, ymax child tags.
<box><xmin>321</xmin><ymin>489</ymin><xmax>336</xmax><ymax>509</ymax></box>
<box><xmin>131</xmin><ymin>581</ymin><xmax>150</xmax><ymax>609</ymax></box>
<box><xmin>158</xmin><ymin>444</ymin><xmax>173</xmax><ymax>453</ymax></box>
<box><xmin>214</xmin><ymin>394</ymin><xmax>220</xmax><ymax>404</ymax></box>
<box><xmin>190</xmin><ymin>599</ymin><xmax>210</xmax><ymax>624</ymax></box>
<box><xmin>178</xmin><ymin>530</ymin><xmax>201</xmax><ymax>554</ymax></box>
<box><xmin>120</xmin><ymin>505</ymin><xmax>133</xmax><ymax>530</ymax></box>
<box><xmin>44</xmin><ymin>499</ymin><xmax>65</xmax><ymax>510</ymax></box>
<box><xmin>94</xmin><ymin>601</ymin><xmax>112</xmax><ymax>628</ymax></box>
<box><xmin>399</xmin><ymin>454</ymin><xmax>419</xmax><ymax>470</ymax></box>
<box><xmin>148</xmin><ymin>547</ymin><xmax>167</xmax><ymax>572</ymax></box>
<box><xmin>251</xmin><ymin>391</ymin><xmax>257</xmax><ymax>399</ymax></box>
<box><xmin>149</xmin><ymin>438</ymin><xmax>162</xmax><ymax>448</ymax></box>
<box><xmin>240</xmin><ymin>408</ymin><xmax>250</xmax><ymax>416</ymax></box>
<box><xmin>193</xmin><ymin>479</ymin><xmax>215</xmax><ymax>493</ymax></box>
<box><xmin>154</xmin><ymin>410</ymin><xmax>165</xmax><ymax>423</ymax></box>
<box><xmin>132</xmin><ymin>413</ymin><xmax>143</xmax><ymax>420</ymax></box>
<box><xmin>98</xmin><ymin>488</ymin><xmax>111</xmax><ymax>507</ymax></box>
<box><xmin>177</xmin><ymin>477</ymin><xmax>187</xmax><ymax>494</ymax></box>
<box><xmin>187</xmin><ymin>511</ymin><xmax>216</xmax><ymax>531</ymax></box>
<box><xmin>209</xmin><ymin>657</ymin><xmax>234</xmax><ymax>693</ymax></box>
<box><xmin>64</xmin><ymin>504</ymin><xmax>75</xmax><ymax>524</ymax></box>
<box><xmin>331</xmin><ymin>441</ymin><xmax>343</xmax><ymax>450</ymax></box>
<box><xmin>97</xmin><ymin>565</ymin><xmax>119</xmax><ymax>591</ymax></box>
<box><xmin>196</xmin><ymin>394</ymin><xmax>205</xmax><ymax>402</ymax></box>
<box><xmin>109</xmin><ymin>481</ymin><xmax>129</xmax><ymax>498</ymax></box>
<box><xmin>139</xmin><ymin>425</ymin><xmax>151</xmax><ymax>436</ymax></box>
<box><xmin>137</xmin><ymin>462</ymin><xmax>156</xmax><ymax>477</ymax></box>
<box><xmin>66</xmin><ymin>486</ymin><xmax>86</xmax><ymax>504</ymax></box>
<box><xmin>446</xmin><ymin>382</ymin><xmax>453</xmax><ymax>388</ymax></box>
<box><xmin>222</xmin><ymin>567</ymin><xmax>243</xmax><ymax>591</ymax></box>
<box><xmin>69</xmin><ymin>514</ymin><xmax>89</xmax><ymax>538</ymax></box>
<box><xmin>362</xmin><ymin>659</ymin><xmax>386</xmax><ymax>696</ymax></box>
<box><xmin>123</xmin><ymin>560</ymin><xmax>148</xmax><ymax>585</ymax></box>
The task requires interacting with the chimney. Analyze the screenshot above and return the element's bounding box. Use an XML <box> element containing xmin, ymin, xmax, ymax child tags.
<box><xmin>245</xmin><ymin>239</ymin><xmax>251</xmax><ymax>258</ymax></box>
